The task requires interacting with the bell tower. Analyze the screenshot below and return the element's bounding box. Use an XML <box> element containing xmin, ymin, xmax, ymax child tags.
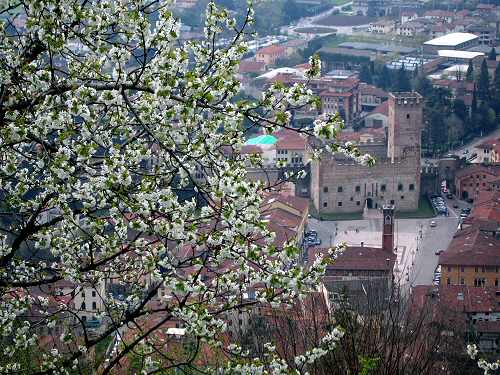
<box><xmin>382</xmin><ymin>204</ymin><xmax>395</xmax><ymax>253</ymax></box>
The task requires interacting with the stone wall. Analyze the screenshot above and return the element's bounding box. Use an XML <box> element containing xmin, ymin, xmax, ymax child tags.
<box><xmin>312</xmin><ymin>154</ymin><xmax>420</xmax><ymax>213</ymax></box>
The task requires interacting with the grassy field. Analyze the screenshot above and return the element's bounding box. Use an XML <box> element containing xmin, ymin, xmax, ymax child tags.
<box><xmin>309</xmin><ymin>203</ymin><xmax>363</xmax><ymax>221</ymax></box>
<box><xmin>395</xmin><ymin>197</ymin><xmax>436</xmax><ymax>219</ymax></box>
<box><xmin>319</xmin><ymin>33</ymin><xmax>425</xmax><ymax>49</ymax></box>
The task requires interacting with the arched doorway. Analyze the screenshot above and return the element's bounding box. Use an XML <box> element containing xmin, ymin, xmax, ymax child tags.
<box><xmin>366</xmin><ymin>198</ymin><xmax>373</xmax><ymax>209</ymax></box>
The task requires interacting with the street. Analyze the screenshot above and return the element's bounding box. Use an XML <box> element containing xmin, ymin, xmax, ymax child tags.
<box><xmin>307</xmin><ymin>201</ymin><xmax>461</xmax><ymax>289</ymax></box>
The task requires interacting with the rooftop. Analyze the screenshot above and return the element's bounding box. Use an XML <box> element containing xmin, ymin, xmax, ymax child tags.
<box><xmin>245</xmin><ymin>134</ymin><xmax>278</xmax><ymax>146</ymax></box>
<box><xmin>309</xmin><ymin>246</ymin><xmax>396</xmax><ymax>271</ymax></box>
<box><xmin>424</xmin><ymin>32</ymin><xmax>479</xmax><ymax>47</ymax></box>
<box><xmin>437</xmin><ymin>50</ymin><xmax>485</xmax><ymax>59</ymax></box>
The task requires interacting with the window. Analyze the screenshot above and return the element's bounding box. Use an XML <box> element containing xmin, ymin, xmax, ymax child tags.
<box><xmin>460</xmin><ymin>278</ymin><xmax>465</xmax><ymax>285</ymax></box>
<box><xmin>461</xmin><ymin>266</ymin><xmax>465</xmax><ymax>272</ymax></box>
<box><xmin>475</xmin><ymin>267</ymin><xmax>479</xmax><ymax>273</ymax></box>
<box><xmin>92</xmin><ymin>291</ymin><xmax>96</xmax><ymax>297</ymax></box>
<box><xmin>355</xmin><ymin>185</ymin><xmax>361</xmax><ymax>193</ymax></box>
<box><xmin>337</xmin><ymin>186</ymin><xmax>343</xmax><ymax>193</ymax></box>
<box><xmin>409</xmin><ymin>184</ymin><xmax>415</xmax><ymax>191</ymax></box>
<box><xmin>496</xmin><ymin>279</ymin><xmax>499</xmax><ymax>287</ymax></box>
<box><xmin>323</xmin><ymin>186</ymin><xmax>328</xmax><ymax>193</ymax></box>
<box><xmin>81</xmin><ymin>291</ymin><xmax>85</xmax><ymax>298</ymax></box>
<box><xmin>323</xmin><ymin>202</ymin><xmax>328</xmax><ymax>208</ymax></box>
<box><xmin>356</xmin><ymin>201</ymin><xmax>361</xmax><ymax>206</ymax></box>
<box><xmin>81</xmin><ymin>302</ymin><xmax>86</xmax><ymax>310</ymax></box>
<box><xmin>398</xmin><ymin>183</ymin><xmax>403</xmax><ymax>191</ymax></box>
<box><xmin>338</xmin><ymin>202</ymin><xmax>342</xmax><ymax>207</ymax></box>
<box><xmin>390</xmin><ymin>200</ymin><xmax>395</xmax><ymax>205</ymax></box>
<box><xmin>406</xmin><ymin>114</ymin><xmax>410</xmax><ymax>119</ymax></box>
<box><xmin>381</xmin><ymin>185</ymin><xmax>386</xmax><ymax>192</ymax></box>
<box><xmin>350</xmin><ymin>197</ymin><xmax>354</xmax><ymax>201</ymax></box>
<box><xmin>447</xmin><ymin>278</ymin><xmax>450</xmax><ymax>285</ymax></box>
<box><xmin>92</xmin><ymin>302</ymin><xmax>97</xmax><ymax>310</ymax></box>
<box><xmin>482</xmin><ymin>267</ymin><xmax>486</xmax><ymax>273</ymax></box>
<box><xmin>447</xmin><ymin>266</ymin><xmax>451</xmax><ymax>272</ymax></box>
<box><xmin>474</xmin><ymin>278</ymin><xmax>486</xmax><ymax>287</ymax></box>
<box><xmin>401</xmin><ymin>195</ymin><xmax>404</xmax><ymax>200</ymax></box>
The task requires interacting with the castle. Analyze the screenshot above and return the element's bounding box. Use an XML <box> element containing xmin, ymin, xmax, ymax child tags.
<box><xmin>311</xmin><ymin>92</ymin><xmax>423</xmax><ymax>214</ymax></box>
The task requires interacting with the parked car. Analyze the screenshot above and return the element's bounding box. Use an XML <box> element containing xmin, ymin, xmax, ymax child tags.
<box><xmin>435</xmin><ymin>249</ymin><xmax>444</xmax><ymax>255</ymax></box>
<box><xmin>466</xmin><ymin>198</ymin><xmax>473</xmax><ymax>203</ymax></box>
<box><xmin>453</xmin><ymin>204</ymin><xmax>459</xmax><ymax>208</ymax></box>
<box><xmin>446</xmin><ymin>193</ymin><xmax>453</xmax><ymax>199</ymax></box>
<box><xmin>430</xmin><ymin>221</ymin><xmax>437</xmax><ymax>227</ymax></box>
<box><xmin>461</xmin><ymin>208</ymin><xmax>471</xmax><ymax>214</ymax></box>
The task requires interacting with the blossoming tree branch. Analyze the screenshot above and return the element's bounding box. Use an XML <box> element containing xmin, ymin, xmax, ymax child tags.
<box><xmin>0</xmin><ymin>0</ymin><xmax>374</xmax><ymax>373</ymax></box>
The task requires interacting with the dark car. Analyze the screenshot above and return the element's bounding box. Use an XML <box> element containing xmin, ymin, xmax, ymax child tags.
<box><xmin>466</xmin><ymin>198</ymin><xmax>473</xmax><ymax>204</ymax></box>
<box><xmin>446</xmin><ymin>193</ymin><xmax>453</xmax><ymax>199</ymax></box>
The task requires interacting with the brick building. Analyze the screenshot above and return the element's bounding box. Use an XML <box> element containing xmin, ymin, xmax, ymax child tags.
<box><xmin>454</xmin><ymin>164</ymin><xmax>500</xmax><ymax>201</ymax></box>
<box><xmin>308</xmin><ymin>205</ymin><xmax>397</xmax><ymax>309</ymax></box>
<box><xmin>255</xmin><ymin>45</ymin><xmax>286</xmax><ymax>66</ymax></box>
<box><xmin>311</xmin><ymin>92</ymin><xmax>422</xmax><ymax>214</ymax></box>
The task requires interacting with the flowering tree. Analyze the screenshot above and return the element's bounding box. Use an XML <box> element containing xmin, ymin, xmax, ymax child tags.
<box><xmin>0</xmin><ymin>0</ymin><xmax>376</xmax><ymax>373</ymax></box>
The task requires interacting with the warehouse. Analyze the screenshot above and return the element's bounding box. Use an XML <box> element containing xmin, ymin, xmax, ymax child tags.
<box><xmin>423</xmin><ymin>32</ymin><xmax>479</xmax><ymax>54</ymax></box>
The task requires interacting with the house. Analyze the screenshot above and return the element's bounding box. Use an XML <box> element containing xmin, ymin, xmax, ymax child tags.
<box><xmin>439</xmin><ymin>223</ymin><xmax>500</xmax><ymax>287</ymax></box>
<box><xmin>363</xmin><ymin>100</ymin><xmax>388</xmax><ymax>128</ymax></box>
<box><xmin>454</xmin><ymin>163</ymin><xmax>500</xmax><ymax>201</ymax></box>
<box><xmin>475</xmin><ymin>138</ymin><xmax>500</xmax><ymax>163</ymax></box>
<box><xmin>308</xmin><ymin>205</ymin><xmax>397</xmax><ymax>309</ymax></box>
<box><xmin>401</xmin><ymin>11</ymin><xmax>418</xmax><ymax>24</ymax></box>
<box><xmin>423</xmin><ymin>10</ymin><xmax>454</xmax><ymax>24</ymax></box>
<box><xmin>467</xmin><ymin>24</ymin><xmax>496</xmax><ymax>46</ymax></box>
<box><xmin>275</xmin><ymin>128</ymin><xmax>308</xmax><ymax>168</ymax></box>
<box><xmin>256</xmin><ymin>45</ymin><xmax>286</xmax><ymax>66</ymax></box>
<box><xmin>359</xmin><ymin>83</ymin><xmax>388</xmax><ymax>111</ymax></box>
<box><xmin>238</xmin><ymin>60</ymin><xmax>266</xmax><ymax>75</ymax></box>
<box><xmin>369</xmin><ymin>20</ymin><xmax>395</xmax><ymax>34</ymax></box>
<box><xmin>412</xmin><ymin>285</ymin><xmax>500</xmax><ymax>353</ymax></box>
<box><xmin>282</xmin><ymin>39</ymin><xmax>308</xmax><ymax>56</ymax></box>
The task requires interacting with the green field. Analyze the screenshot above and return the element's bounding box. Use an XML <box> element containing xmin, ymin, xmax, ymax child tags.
<box><xmin>395</xmin><ymin>197</ymin><xmax>436</xmax><ymax>219</ymax></box>
<box><xmin>326</xmin><ymin>0</ymin><xmax>352</xmax><ymax>5</ymax></box>
<box><xmin>309</xmin><ymin>203</ymin><xmax>363</xmax><ymax>221</ymax></box>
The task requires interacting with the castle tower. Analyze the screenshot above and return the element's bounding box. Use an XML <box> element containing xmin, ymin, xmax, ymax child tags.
<box><xmin>387</xmin><ymin>92</ymin><xmax>423</xmax><ymax>163</ymax></box>
<box><xmin>382</xmin><ymin>204</ymin><xmax>395</xmax><ymax>253</ymax></box>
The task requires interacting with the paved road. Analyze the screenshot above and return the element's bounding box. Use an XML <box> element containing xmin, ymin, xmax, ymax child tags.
<box><xmin>423</xmin><ymin>127</ymin><xmax>500</xmax><ymax>165</ymax></box>
<box><xmin>307</xmin><ymin>202</ymin><xmax>461</xmax><ymax>289</ymax></box>
<box><xmin>282</xmin><ymin>2</ymin><xmax>361</xmax><ymax>37</ymax></box>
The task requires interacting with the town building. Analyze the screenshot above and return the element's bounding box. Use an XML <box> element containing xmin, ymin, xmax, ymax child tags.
<box><xmin>475</xmin><ymin>138</ymin><xmax>500</xmax><ymax>164</ymax></box>
<box><xmin>439</xmin><ymin>224</ymin><xmax>500</xmax><ymax>287</ymax></box>
<box><xmin>308</xmin><ymin>205</ymin><xmax>397</xmax><ymax>308</ymax></box>
<box><xmin>423</xmin><ymin>32</ymin><xmax>480</xmax><ymax>54</ymax></box>
<box><xmin>353</xmin><ymin>0</ymin><xmax>390</xmax><ymax>16</ymax></box>
<box><xmin>413</xmin><ymin>285</ymin><xmax>500</xmax><ymax>354</ymax></box>
<box><xmin>454</xmin><ymin>164</ymin><xmax>500</xmax><ymax>201</ymax></box>
<box><xmin>369</xmin><ymin>20</ymin><xmax>396</xmax><ymax>34</ymax></box>
<box><xmin>359</xmin><ymin>83</ymin><xmax>388</xmax><ymax>111</ymax></box>
<box><xmin>311</xmin><ymin>92</ymin><xmax>423</xmax><ymax>214</ymax></box>
<box><xmin>363</xmin><ymin>100</ymin><xmax>389</xmax><ymax>128</ymax></box>
<box><xmin>255</xmin><ymin>45</ymin><xmax>287</xmax><ymax>66</ymax></box>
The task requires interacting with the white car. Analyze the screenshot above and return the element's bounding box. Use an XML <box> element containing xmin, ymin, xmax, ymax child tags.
<box><xmin>430</xmin><ymin>221</ymin><xmax>437</xmax><ymax>228</ymax></box>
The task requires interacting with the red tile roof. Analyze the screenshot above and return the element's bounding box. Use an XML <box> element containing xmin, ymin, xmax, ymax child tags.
<box><xmin>275</xmin><ymin>129</ymin><xmax>307</xmax><ymax>151</ymax></box>
<box><xmin>369</xmin><ymin>100</ymin><xmax>389</xmax><ymax>116</ymax></box>
<box><xmin>455</xmin><ymin>163</ymin><xmax>500</xmax><ymax>179</ymax></box>
<box><xmin>470</xmin><ymin>190</ymin><xmax>500</xmax><ymax>224</ymax></box>
<box><xmin>257</xmin><ymin>45</ymin><xmax>286</xmax><ymax>55</ymax></box>
<box><xmin>238</xmin><ymin>60</ymin><xmax>266</xmax><ymax>74</ymax></box>
<box><xmin>359</xmin><ymin>83</ymin><xmax>388</xmax><ymax>98</ymax></box>
<box><xmin>439</xmin><ymin>224</ymin><xmax>500</xmax><ymax>266</ymax></box>
<box><xmin>319</xmin><ymin>91</ymin><xmax>353</xmax><ymax>98</ymax></box>
<box><xmin>309</xmin><ymin>246</ymin><xmax>396</xmax><ymax>271</ymax></box>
